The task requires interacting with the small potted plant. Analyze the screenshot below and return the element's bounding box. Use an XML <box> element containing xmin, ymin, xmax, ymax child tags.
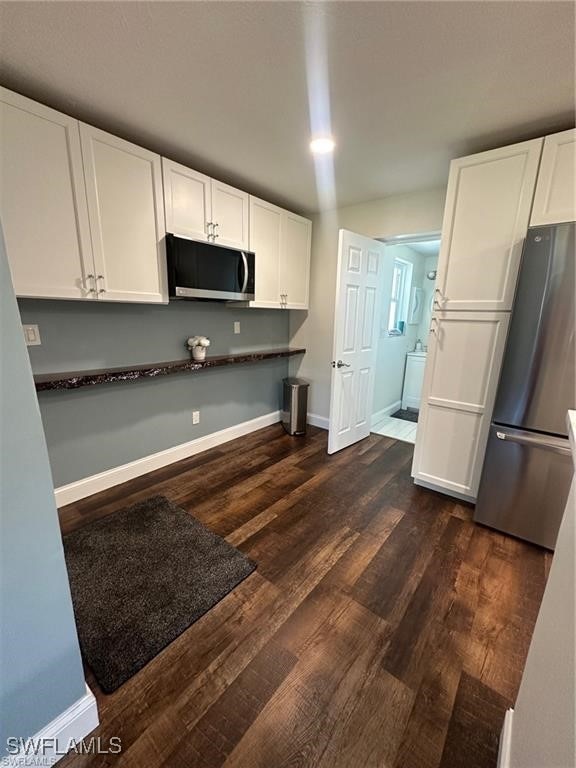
<box><xmin>187</xmin><ymin>335</ymin><xmax>211</xmax><ymax>362</ymax></box>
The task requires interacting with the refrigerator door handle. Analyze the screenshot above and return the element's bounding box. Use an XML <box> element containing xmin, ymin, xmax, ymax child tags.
<box><xmin>495</xmin><ymin>430</ymin><xmax>571</xmax><ymax>456</ymax></box>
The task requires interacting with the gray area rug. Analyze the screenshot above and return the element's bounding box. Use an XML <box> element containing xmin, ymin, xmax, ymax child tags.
<box><xmin>391</xmin><ymin>408</ymin><xmax>419</xmax><ymax>423</ymax></box>
<box><xmin>63</xmin><ymin>495</ymin><xmax>256</xmax><ymax>693</ymax></box>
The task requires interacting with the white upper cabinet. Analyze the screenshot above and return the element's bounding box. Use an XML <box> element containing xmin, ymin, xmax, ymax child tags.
<box><xmin>280</xmin><ymin>211</ymin><xmax>312</xmax><ymax>310</ymax></box>
<box><xmin>0</xmin><ymin>88</ymin><xmax>95</xmax><ymax>300</ymax></box>
<box><xmin>531</xmin><ymin>129</ymin><xmax>576</xmax><ymax>226</ymax></box>
<box><xmin>412</xmin><ymin>311</ymin><xmax>510</xmax><ymax>500</ymax></box>
<box><xmin>0</xmin><ymin>87</ymin><xmax>309</xmax><ymax>307</ymax></box>
<box><xmin>80</xmin><ymin>124</ymin><xmax>167</xmax><ymax>303</ymax></box>
<box><xmin>435</xmin><ymin>138</ymin><xmax>543</xmax><ymax>311</ymax></box>
<box><xmin>211</xmin><ymin>179</ymin><xmax>249</xmax><ymax>250</ymax></box>
<box><xmin>162</xmin><ymin>159</ymin><xmax>249</xmax><ymax>250</ymax></box>
<box><xmin>249</xmin><ymin>196</ymin><xmax>283</xmax><ymax>307</ymax></box>
<box><xmin>162</xmin><ymin>158</ymin><xmax>212</xmax><ymax>242</ymax></box>
<box><xmin>248</xmin><ymin>196</ymin><xmax>311</xmax><ymax>309</ymax></box>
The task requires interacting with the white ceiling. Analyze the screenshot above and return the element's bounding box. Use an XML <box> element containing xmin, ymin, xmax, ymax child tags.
<box><xmin>0</xmin><ymin>2</ymin><xmax>574</xmax><ymax>214</ymax></box>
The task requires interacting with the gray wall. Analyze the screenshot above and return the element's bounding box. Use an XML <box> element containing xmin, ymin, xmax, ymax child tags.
<box><xmin>18</xmin><ymin>299</ymin><xmax>290</xmax><ymax>487</ymax></box>
<box><xmin>0</xmin><ymin>232</ymin><xmax>86</xmax><ymax>752</ymax></box>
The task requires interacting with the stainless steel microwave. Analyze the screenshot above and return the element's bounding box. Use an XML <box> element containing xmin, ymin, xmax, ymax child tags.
<box><xmin>166</xmin><ymin>234</ymin><xmax>255</xmax><ymax>301</ymax></box>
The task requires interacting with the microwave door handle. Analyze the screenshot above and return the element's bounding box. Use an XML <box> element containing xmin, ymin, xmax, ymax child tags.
<box><xmin>240</xmin><ymin>251</ymin><xmax>249</xmax><ymax>294</ymax></box>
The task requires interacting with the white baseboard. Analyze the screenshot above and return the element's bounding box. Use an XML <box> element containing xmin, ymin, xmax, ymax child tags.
<box><xmin>307</xmin><ymin>413</ymin><xmax>329</xmax><ymax>430</ymax></box>
<box><xmin>372</xmin><ymin>400</ymin><xmax>401</xmax><ymax>427</ymax></box>
<box><xmin>54</xmin><ymin>411</ymin><xmax>281</xmax><ymax>507</ymax></box>
<box><xmin>497</xmin><ymin>708</ymin><xmax>514</xmax><ymax>768</ymax></box>
<box><xmin>4</xmin><ymin>685</ymin><xmax>98</xmax><ymax>766</ymax></box>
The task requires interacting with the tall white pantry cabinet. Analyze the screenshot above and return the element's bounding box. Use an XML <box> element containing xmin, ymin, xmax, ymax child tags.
<box><xmin>412</xmin><ymin>129</ymin><xmax>576</xmax><ymax>501</ymax></box>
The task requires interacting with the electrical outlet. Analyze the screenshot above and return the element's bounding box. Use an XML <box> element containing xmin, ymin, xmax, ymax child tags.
<box><xmin>23</xmin><ymin>324</ymin><xmax>41</xmax><ymax>346</ymax></box>
<box><xmin>234</xmin><ymin>321</ymin><xmax>241</xmax><ymax>335</ymax></box>
<box><xmin>192</xmin><ymin>411</ymin><xmax>200</xmax><ymax>425</ymax></box>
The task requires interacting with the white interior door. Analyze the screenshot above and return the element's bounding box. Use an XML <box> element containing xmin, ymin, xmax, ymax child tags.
<box><xmin>328</xmin><ymin>230</ymin><xmax>393</xmax><ymax>454</ymax></box>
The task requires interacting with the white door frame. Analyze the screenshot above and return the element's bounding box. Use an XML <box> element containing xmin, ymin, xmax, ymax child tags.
<box><xmin>371</xmin><ymin>231</ymin><xmax>442</xmax><ymax>422</ymax></box>
<box><xmin>326</xmin><ymin>229</ymin><xmax>442</xmax><ymax>451</ymax></box>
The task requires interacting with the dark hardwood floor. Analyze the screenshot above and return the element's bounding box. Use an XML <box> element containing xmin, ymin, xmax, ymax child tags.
<box><xmin>58</xmin><ymin>424</ymin><xmax>549</xmax><ymax>768</ymax></box>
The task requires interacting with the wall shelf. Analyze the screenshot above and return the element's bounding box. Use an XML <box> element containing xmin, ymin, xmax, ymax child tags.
<box><xmin>34</xmin><ymin>348</ymin><xmax>305</xmax><ymax>392</ymax></box>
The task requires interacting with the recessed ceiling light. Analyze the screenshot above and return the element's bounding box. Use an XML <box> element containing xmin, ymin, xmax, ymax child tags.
<box><xmin>310</xmin><ymin>136</ymin><xmax>335</xmax><ymax>154</ymax></box>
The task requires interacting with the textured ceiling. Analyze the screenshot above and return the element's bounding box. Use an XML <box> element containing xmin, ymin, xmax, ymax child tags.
<box><xmin>0</xmin><ymin>1</ymin><xmax>574</xmax><ymax>213</ymax></box>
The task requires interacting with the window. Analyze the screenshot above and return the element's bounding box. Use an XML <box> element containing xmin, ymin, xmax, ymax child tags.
<box><xmin>387</xmin><ymin>259</ymin><xmax>412</xmax><ymax>334</ymax></box>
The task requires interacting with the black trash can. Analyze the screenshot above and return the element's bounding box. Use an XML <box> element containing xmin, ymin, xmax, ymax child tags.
<box><xmin>282</xmin><ymin>378</ymin><xmax>309</xmax><ymax>436</ymax></box>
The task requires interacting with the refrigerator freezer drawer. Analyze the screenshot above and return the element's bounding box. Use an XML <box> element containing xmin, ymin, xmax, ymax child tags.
<box><xmin>475</xmin><ymin>425</ymin><xmax>573</xmax><ymax>549</ymax></box>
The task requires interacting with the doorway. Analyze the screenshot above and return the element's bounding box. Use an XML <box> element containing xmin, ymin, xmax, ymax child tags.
<box><xmin>327</xmin><ymin>229</ymin><xmax>440</xmax><ymax>456</ymax></box>
<box><xmin>371</xmin><ymin>234</ymin><xmax>440</xmax><ymax>444</ymax></box>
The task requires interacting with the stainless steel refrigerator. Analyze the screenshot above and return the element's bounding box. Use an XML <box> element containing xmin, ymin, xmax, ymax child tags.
<box><xmin>475</xmin><ymin>222</ymin><xmax>575</xmax><ymax>549</ymax></box>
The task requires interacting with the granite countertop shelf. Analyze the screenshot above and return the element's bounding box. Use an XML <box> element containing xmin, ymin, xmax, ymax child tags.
<box><xmin>34</xmin><ymin>348</ymin><xmax>306</xmax><ymax>392</ymax></box>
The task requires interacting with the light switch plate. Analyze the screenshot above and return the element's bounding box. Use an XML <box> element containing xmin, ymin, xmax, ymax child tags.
<box><xmin>234</xmin><ymin>321</ymin><xmax>241</xmax><ymax>335</ymax></box>
<box><xmin>23</xmin><ymin>324</ymin><xmax>41</xmax><ymax>346</ymax></box>
<box><xmin>192</xmin><ymin>410</ymin><xmax>200</xmax><ymax>425</ymax></box>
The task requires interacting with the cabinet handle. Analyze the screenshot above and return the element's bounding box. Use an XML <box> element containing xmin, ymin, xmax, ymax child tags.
<box><xmin>85</xmin><ymin>274</ymin><xmax>97</xmax><ymax>294</ymax></box>
<box><xmin>433</xmin><ymin>287</ymin><xmax>445</xmax><ymax>307</ymax></box>
<box><xmin>98</xmin><ymin>288</ymin><xmax>106</xmax><ymax>294</ymax></box>
<box><xmin>96</xmin><ymin>274</ymin><xmax>104</xmax><ymax>281</ymax></box>
<box><xmin>206</xmin><ymin>222</ymin><xmax>214</xmax><ymax>239</ymax></box>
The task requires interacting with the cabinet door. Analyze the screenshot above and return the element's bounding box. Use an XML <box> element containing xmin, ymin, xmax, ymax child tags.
<box><xmin>162</xmin><ymin>158</ymin><xmax>211</xmax><ymax>241</ymax></box>
<box><xmin>80</xmin><ymin>124</ymin><xmax>167</xmax><ymax>303</ymax></box>
<box><xmin>0</xmin><ymin>88</ymin><xmax>95</xmax><ymax>299</ymax></box>
<box><xmin>249</xmin><ymin>196</ymin><xmax>282</xmax><ymax>307</ymax></box>
<box><xmin>280</xmin><ymin>211</ymin><xmax>311</xmax><ymax>309</ymax></box>
<box><xmin>211</xmin><ymin>179</ymin><xmax>249</xmax><ymax>250</ymax></box>
<box><xmin>530</xmin><ymin>129</ymin><xmax>576</xmax><ymax>226</ymax></box>
<box><xmin>412</xmin><ymin>311</ymin><xmax>510</xmax><ymax>500</ymax></box>
<box><xmin>436</xmin><ymin>139</ymin><xmax>542</xmax><ymax>311</ymax></box>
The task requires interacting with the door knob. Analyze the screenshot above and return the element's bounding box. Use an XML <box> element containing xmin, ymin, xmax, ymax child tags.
<box><xmin>331</xmin><ymin>360</ymin><xmax>351</xmax><ymax>368</ymax></box>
